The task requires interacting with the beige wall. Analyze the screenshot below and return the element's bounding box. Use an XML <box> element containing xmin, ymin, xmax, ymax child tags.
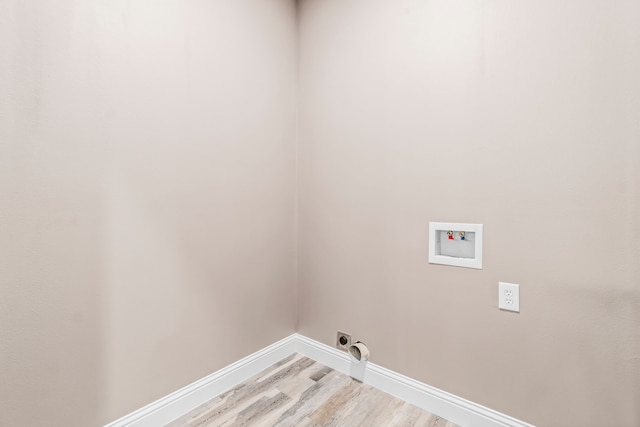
<box><xmin>297</xmin><ymin>1</ymin><xmax>640</xmax><ymax>426</ymax></box>
<box><xmin>0</xmin><ymin>0</ymin><xmax>297</xmax><ymax>425</ymax></box>
<box><xmin>2</xmin><ymin>0</ymin><xmax>639</xmax><ymax>426</ymax></box>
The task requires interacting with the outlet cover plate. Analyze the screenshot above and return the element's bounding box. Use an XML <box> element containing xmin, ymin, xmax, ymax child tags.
<box><xmin>336</xmin><ymin>331</ymin><xmax>351</xmax><ymax>351</ymax></box>
<box><xmin>498</xmin><ymin>282</ymin><xmax>520</xmax><ymax>312</ymax></box>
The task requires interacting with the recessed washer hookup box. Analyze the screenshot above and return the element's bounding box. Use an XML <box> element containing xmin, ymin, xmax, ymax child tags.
<box><xmin>428</xmin><ymin>222</ymin><xmax>483</xmax><ymax>269</ymax></box>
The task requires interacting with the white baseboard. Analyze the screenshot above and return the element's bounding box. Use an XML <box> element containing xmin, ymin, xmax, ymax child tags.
<box><xmin>105</xmin><ymin>333</ymin><xmax>535</xmax><ymax>427</ymax></box>
<box><xmin>294</xmin><ymin>334</ymin><xmax>535</xmax><ymax>427</ymax></box>
<box><xmin>104</xmin><ymin>335</ymin><xmax>298</xmax><ymax>427</ymax></box>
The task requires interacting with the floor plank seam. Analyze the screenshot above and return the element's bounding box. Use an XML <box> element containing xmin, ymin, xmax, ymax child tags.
<box><xmin>165</xmin><ymin>354</ymin><xmax>459</xmax><ymax>427</ymax></box>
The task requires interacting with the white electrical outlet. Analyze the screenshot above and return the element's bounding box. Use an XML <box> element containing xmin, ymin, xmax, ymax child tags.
<box><xmin>498</xmin><ymin>282</ymin><xmax>520</xmax><ymax>312</ymax></box>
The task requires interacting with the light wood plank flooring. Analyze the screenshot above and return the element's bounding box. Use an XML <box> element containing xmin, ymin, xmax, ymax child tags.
<box><xmin>166</xmin><ymin>353</ymin><xmax>459</xmax><ymax>427</ymax></box>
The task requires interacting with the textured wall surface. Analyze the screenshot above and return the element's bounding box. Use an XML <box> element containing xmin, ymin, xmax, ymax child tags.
<box><xmin>297</xmin><ymin>1</ymin><xmax>640</xmax><ymax>426</ymax></box>
<box><xmin>0</xmin><ymin>1</ymin><xmax>297</xmax><ymax>425</ymax></box>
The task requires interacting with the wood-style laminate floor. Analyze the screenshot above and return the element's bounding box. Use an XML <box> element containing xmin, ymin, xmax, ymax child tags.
<box><xmin>166</xmin><ymin>353</ymin><xmax>460</xmax><ymax>427</ymax></box>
